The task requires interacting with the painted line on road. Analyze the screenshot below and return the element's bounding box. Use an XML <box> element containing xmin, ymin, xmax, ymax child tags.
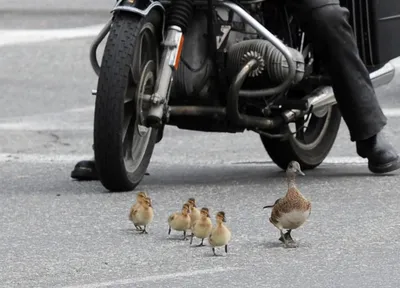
<box><xmin>0</xmin><ymin>122</ymin><xmax>92</xmax><ymax>131</ymax></box>
<box><xmin>0</xmin><ymin>25</ymin><xmax>105</xmax><ymax>47</ymax></box>
<box><xmin>0</xmin><ymin>106</ymin><xmax>94</xmax><ymax>122</ymax></box>
<box><xmin>0</xmin><ymin>154</ymin><xmax>93</xmax><ymax>163</ymax></box>
<box><xmin>0</xmin><ymin>122</ymin><xmax>93</xmax><ymax>131</ymax></box>
<box><xmin>61</xmin><ymin>267</ymin><xmax>241</xmax><ymax>288</ymax></box>
<box><xmin>0</xmin><ymin>153</ymin><xmax>368</xmax><ymax>165</ymax></box>
<box><xmin>381</xmin><ymin>108</ymin><xmax>400</xmax><ymax>117</ymax></box>
<box><xmin>0</xmin><ymin>105</ymin><xmax>94</xmax><ymax>131</ymax></box>
<box><xmin>0</xmin><ymin>107</ymin><xmax>400</xmax><ymax>132</ymax></box>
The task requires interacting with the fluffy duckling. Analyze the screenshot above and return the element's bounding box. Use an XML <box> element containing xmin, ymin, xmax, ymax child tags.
<box><xmin>263</xmin><ymin>161</ymin><xmax>311</xmax><ymax>248</ymax></box>
<box><xmin>130</xmin><ymin>196</ymin><xmax>154</xmax><ymax>234</ymax></box>
<box><xmin>208</xmin><ymin>211</ymin><xmax>231</xmax><ymax>256</ymax></box>
<box><xmin>129</xmin><ymin>191</ymin><xmax>148</xmax><ymax>231</ymax></box>
<box><xmin>168</xmin><ymin>203</ymin><xmax>191</xmax><ymax>240</ymax></box>
<box><xmin>190</xmin><ymin>207</ymin><xmax>213</xmax><ymax>247</ymax></box>
<box><xmin>187</xmin><ymin>198</ymin><xmax>201</xmax><ymax>227</ymax></box>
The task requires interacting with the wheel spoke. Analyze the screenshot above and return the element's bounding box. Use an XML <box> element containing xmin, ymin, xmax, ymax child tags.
<box><xmin>140</xmin><ymin>30</ymin><xmax>153</xmax><ymax>68</ymax></box>
<box><xmin>122</xmin><ymin>102</ymin><xmax>135</xmax><ymax>143</ymax></box>
<box><xmin>295</xmin><ymin>118</ymin><xmax>305</xmax><ymax>142</ymax></box>
<box><xmin>123</xmin><ymin>120</ymin><xmax>135</xmax><ymax>160</ymax></box>
<box><xmin>124</xmin><ymin>66</ymin><xmax>138</xmax><ymax>104</ymax></box>
<box><xmin>125</xmin><ymin>88</ymin><xmax>135</xmax><ymax>104</ymax></box>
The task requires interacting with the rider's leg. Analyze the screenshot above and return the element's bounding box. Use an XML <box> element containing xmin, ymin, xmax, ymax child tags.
<box><xmin>286</xmin><ymin>0</ymin><xmax>400</xmax><ymax>173</ymax></box>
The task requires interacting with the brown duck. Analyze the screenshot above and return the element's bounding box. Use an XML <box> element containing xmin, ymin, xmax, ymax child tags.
<box><xmin>263</xmin><ymin>161</ymin><xmax>311</xmax><ymax>247</ymax></box>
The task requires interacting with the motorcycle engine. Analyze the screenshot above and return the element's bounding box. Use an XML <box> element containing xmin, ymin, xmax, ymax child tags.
<box><xmin>170</xmin><ymin>5</ymin><xmax>305</xmax><ymax>104</ymax></box>
<box><xmin>217</xmin><ymin>6</ymin><xmax>306</xmax><ymax>87</ymax></box>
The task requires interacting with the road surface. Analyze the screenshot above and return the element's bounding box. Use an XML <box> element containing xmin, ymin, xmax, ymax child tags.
<box><xmin>1</xmin><ymin>2</ymin><xmax>400</xmax><ymax>288</ymax></box>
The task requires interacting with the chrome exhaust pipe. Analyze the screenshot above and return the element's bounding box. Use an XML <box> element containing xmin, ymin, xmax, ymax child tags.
<box><xmin>307</xmin><ymin>62</ymin><xmax>396</xmax><ymax>113</ymax></box>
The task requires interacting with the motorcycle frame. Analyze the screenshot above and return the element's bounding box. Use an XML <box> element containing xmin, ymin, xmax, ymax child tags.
<box><xmin>89</xmin><ymin>0</ymin><xmax>396</xmax><ymax>134</ymax></box>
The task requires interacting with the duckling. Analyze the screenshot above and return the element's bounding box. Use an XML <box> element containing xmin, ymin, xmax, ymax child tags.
<box><xmin>190</xmin><ymin>207</ymin><xmax>213</xmax><ymax>247</ymax></box>
<box><xmin>168</xmin><ymin>203</ymin><xmax>191</xmax><ymax>240</ymax></box>
<box><xmin>187</xmin><ymin>198</ymin><xmax>201</xmax><ymax>227</ymax></box>
<box><xmin>263</xmin><ymin>161</ymin><xmax>311</xmax><ymax>248</ymax></box>
<box><xmin>129</xmin><ymin>191</ymin><xmax>148</xmax><ymax>231</ymax></box>
<box><xmin>208</xmin><ymin>211</ymin><xmax>231</xmax><ymax>256</ymax></box>
<box><xmin>131</xmin><ymin>196</ymin><xmax>154</xmax><ymax>234</ymax></box>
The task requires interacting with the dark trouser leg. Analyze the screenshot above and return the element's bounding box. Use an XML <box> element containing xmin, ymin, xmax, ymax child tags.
<box><xmin>285</xmin><ymin>0</ymin><xmax>400</xmax><ymax>173</ymax></box>
<box><xmin>286</xmin><ymin>0</ymin><xmax>386</xmax><ymax>141</ymax></box>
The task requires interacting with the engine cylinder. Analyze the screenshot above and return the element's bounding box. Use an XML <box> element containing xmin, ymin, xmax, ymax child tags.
<box><xmin>226</xmin><ymin>39</ymin><xmax>305</xmax><ymax>85</ymax></box>
<box><xmin>166</xmin><ymin>0</ymin><xmax>195</xmax><ymax>34</ymax></box>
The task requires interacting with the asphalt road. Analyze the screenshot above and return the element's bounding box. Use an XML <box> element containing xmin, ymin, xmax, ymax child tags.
<box><xmin>1</xmin><ymin>3</ymin><xmax>400</xmax><ymax>288</ymax></box>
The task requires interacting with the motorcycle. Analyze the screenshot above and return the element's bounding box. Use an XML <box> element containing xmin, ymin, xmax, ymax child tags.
<box><xmin>89</xmin><ymin>0</ymin><xmax>399</xmax><ymax>192</ymax></box>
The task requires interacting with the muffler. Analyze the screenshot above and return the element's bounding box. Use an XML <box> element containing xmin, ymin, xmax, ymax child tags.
<box><xmin>305</xmin><ymin>62</ymin><xmax>396</xmax><ymax>115</ymax></box>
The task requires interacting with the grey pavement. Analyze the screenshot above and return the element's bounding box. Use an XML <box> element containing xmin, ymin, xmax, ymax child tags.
<box><xmin>1</xmin><ymin>4</ymin><xmax>400</xmax><ymax>288</ymax></box>
<box><xmin>0</xmin><ymin>0</ymin><xmax>114</xmax><ymax>12</ymax></box>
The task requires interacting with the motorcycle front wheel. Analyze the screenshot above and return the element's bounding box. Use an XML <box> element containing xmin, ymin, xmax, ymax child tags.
<box><xmin>94</xmin><ymin>11</ymin><xmax>162</xmax><ymax>192</ymax></box>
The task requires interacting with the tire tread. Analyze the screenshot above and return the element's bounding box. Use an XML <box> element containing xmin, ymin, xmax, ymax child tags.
<box><xmin>94</xmin><ymin>13</ymin><xmax>159</xmax><ymax>192</ymax></box>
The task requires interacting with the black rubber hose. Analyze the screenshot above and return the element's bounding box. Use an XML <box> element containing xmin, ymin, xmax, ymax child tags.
<box><xmin>166</xmin><ymin>0</ymin><xmax>195</xmax><ymax>34</ymax></box>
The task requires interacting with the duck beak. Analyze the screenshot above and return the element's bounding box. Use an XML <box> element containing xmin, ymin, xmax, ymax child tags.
<box><xmin>297</xmin><ymin>169</ymin><xmax>305</xmax><ymax>176</ymax></box>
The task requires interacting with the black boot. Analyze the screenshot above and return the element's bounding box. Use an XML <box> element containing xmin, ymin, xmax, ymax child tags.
<box><xmin>356</xmin><ymin>132</ymin><xmax>400</xmax><ymax>174</ymax></box>
<box><xmin>70</xmin><ymin>158</ymin><xmax>99</xmax><ymax>180</ymax></box>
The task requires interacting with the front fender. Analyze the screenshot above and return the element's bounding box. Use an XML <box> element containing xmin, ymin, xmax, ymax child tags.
<box><xmin>112</xmin><ymin>0</ymin><xmax>165</xmax><ymax>17</ymax></box>
<box><xmin>112</xmin><ymin>0</ymin><xmax>166</xmax><ymax>41</ymax></box>
<box><xmin>90</xmin><ymin>0</ymin><xmax>165</xmax><ymax>76</ymax></box>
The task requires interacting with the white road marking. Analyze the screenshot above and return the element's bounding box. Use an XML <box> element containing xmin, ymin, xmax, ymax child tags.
<box><xmin>0</xmin><ymin>154</ymin><xmax>92</xmax><ymax>163</ymax></box>
<box><xmin>0</xmin><ymin>106</ymin><xmax>94</xmax><ymax>121</ymax></box>
<box><xmin>0</xmin><ymin>122</ymin><xmax>92</xmax><ymax>131</ymax></box>
<box><xmin>65</xmin><ymin>106</ymin><xmax>95</xmax><ymax>113</ymax></box>
<box><xmin>61</xmin><ymin>267</ymin><xmax>240</xmax><ymax>288</ymax></box>
<box><xmin>0</xmin><ymin>25</ymin><xmax>105</xmax><ymax>47</ymax></box>
<box><xmin>0</xmin><ymin>153</ymin><xmax>368</xmax><ymax>164</ymax></box>
<box><xmin>382</xmin><ymin>108</ymin><xmax>400</xmax><ymax>117</ymax></box>
<box><xmin>0</xmin><ymin>105</ymin><xmax>94</xmax><ymax>131</ymax></box>
<box><xmin>320</xmin><ymin>157</ymin><xmax>367</xmax><ymax>164</ymax></box>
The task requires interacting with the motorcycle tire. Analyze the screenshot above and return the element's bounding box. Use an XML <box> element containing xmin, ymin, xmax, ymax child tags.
<box><xmin>261</xmin><ymin>104</ymin><xmax>342</xmax><ymax>170</ymax></box>
<box><xmin>94</xmin><ymin>11</ymin><xmax>162</xmax><ymax>192</ymax></box>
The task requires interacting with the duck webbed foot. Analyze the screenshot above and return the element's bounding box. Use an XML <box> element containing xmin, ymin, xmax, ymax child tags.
<box><xmin>280</xmin><ymin>229</ymin><xmax>298</xmax><ymax>248</ymax></box>
<box><xmin>279</xmin><ymin>229</ymin><xmax>294</xmax><ymax>243</ymax></box>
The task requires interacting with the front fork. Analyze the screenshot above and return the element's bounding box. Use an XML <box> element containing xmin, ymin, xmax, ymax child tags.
<box><xmin>146</xmin><ymin>25</ymin><xmax>185</xmax><ymax>127</ymax></box>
